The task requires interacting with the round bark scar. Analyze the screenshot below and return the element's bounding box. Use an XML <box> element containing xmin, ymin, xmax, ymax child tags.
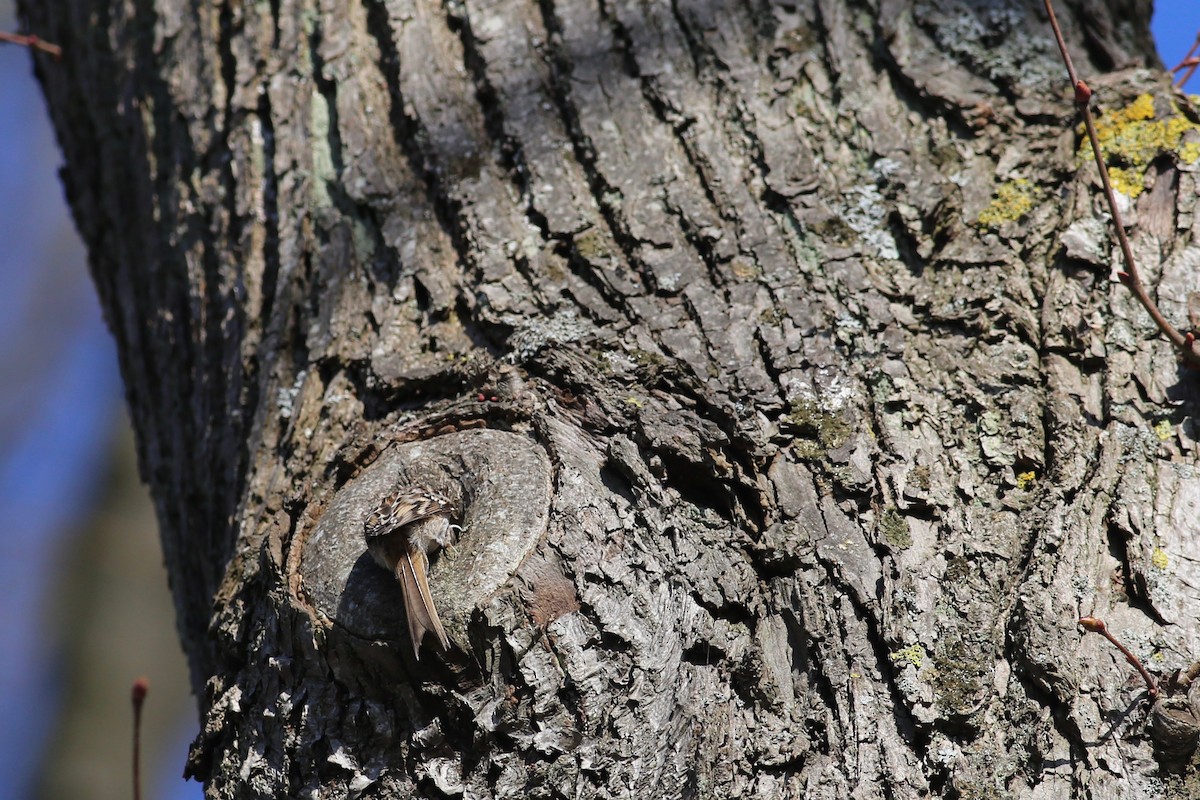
<box><xmin>301</xmin><ymin>429</ymin><xmax>552</xmax><ymax>643</ymax></box>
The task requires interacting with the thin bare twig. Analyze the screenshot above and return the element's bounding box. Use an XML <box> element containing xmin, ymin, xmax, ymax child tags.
<box><xmin>1170</xmin><ymin>31</ymin><xmax>1200</xmax><ymax>88</ymax></box>
<box><xmin>1044</xmin><ymin>0</ymin><xmax>1200</xmax><ymax>368</ymax></box>
<box><xmin>131</xmin><ymin>677</ymin><xmax>149</xmax><ymax>800</ymax></box>
<box><xmin>1079</xmin><ymin>616</ymin><xmax>1159</xmax><ymax>698</ymax></box>
<box><xmin>1174</xmin><ymin>57</ymin><xmax>1199</xmax><ymax>90</ymax></box>
<box><xmin>0</xmin><ymin>31</ymin><xmax>62</xmax><ymax>59</ymax></box>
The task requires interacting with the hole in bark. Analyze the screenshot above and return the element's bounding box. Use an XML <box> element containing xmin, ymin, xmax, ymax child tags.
<box><xmin>682</xmin><ymin>642</ymin><xmax>726</xmax><ymax>666</ymax></box>
<box><xmin>598</xmin><ymin>631</ymin><xmax>632</xmax><ymax>653</ymax></box>
<box><xmin>654</xmin><ymin>455</ymin><xmax>737</xmax><ymax>523</ymax></box>
<box><xmin>598</xmin><ymin>462</ymin><xmax>638</xmax><ymax>506</ymax></box>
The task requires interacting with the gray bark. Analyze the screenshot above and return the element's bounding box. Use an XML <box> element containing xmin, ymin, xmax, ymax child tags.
<box><xmin>20</xmin><ymin>0</ymin><xmax>1200</xmax><ymax>796</ymax></box>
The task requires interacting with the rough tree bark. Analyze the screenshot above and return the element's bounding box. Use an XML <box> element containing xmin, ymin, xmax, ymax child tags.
<box><xmin>21</xmin><ymin>0</ymin><xmax>1200</xmax><ymax>796</ymax></box>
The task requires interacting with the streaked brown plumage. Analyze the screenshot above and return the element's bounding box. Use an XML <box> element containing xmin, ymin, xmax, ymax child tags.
<box><xmin>364</xmin><ymin>487</ymin><xmax>458</xmax><ymax>658</ymax></box>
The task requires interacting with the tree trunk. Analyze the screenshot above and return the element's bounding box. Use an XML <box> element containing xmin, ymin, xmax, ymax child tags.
<box><xmin>22</xmin><ymin>0</ymin><xmax>1200</xmax><ymax>796</ymax></box>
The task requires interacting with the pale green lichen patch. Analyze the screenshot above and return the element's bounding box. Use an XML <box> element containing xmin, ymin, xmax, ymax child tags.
<box><xmin>910</xmin><ymin>465</ymin><xmax>931</xmax><ymax>491</ymax></box>
<box><xmin>977</xmin><ymin>411</ymin><xmax>1015</xmax><ymax>466</ymax></box>
<box><xmin>573</xmin><ymin>227</ymin><xmax>614</xmax><ymax>262</ymax></box>
<box><xmin>879</xmin><ymin>507</ymin><xmax>912</xmax><ymax>549</ymax></box>
<box><xmin>1153</xmin><ymin>419</ymin><xmax>1173</xmax><ymax>441</ymax></box>
<box><xmin>1080</xmin><ymin>93</ymin><xmax>1200</xmax><ymax>199</ymax></box>
<box><xmin>785</xmin><ymin>400</ymin><xmax>853</xmax><ymax>458</ymax></box>
<box><xmin>758</xmin><ymin>307</ymin><xmax>782</xmax><ymax>326</ymax></box>
<box><xmin>840</xmin><ymin>184</ymin><xmax>900</xmax><ymax>260</ymax></box>
<box><xmin>930</xmin><ymin>635</ymin><xmax>988</xmax><ymax>715</ymax></box>
<box><xmin>944</xmin><ymin>554</ymin><xmax>971</xmax><ymax>583</ymax></box>
<box><xmin>976</xmin><ymin>178</ymin><xmax>1036</xmax><ymax>229</ymax></box>
<box><xmin>309</xmin><ymin>89</ymin><xmax>336</xmax><ymax>210</ymax></box>
<box><xmin>729</xmin><ymin>257</ymin><xmax>760</xmax><ymax>280</ymax></box>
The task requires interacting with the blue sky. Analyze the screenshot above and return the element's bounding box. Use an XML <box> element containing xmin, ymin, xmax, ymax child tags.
<box><xmin>1153</xmin><ymin>0</ymin><xmax>1200</xmax><ymax>87</ymax></box>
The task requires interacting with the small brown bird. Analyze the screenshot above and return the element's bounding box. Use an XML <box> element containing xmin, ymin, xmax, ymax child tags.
<box><xmin>364</xmin><ymin>486</ymin><xmax>459</xmax><ymax>658</ymax></box>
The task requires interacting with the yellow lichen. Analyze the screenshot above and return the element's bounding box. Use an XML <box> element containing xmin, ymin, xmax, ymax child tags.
<box><xmin>1106</xmin><ymin>166</ymin><xmax>1140</xmax><ymax>198</ymax></box>
<box><xmin>1125</xmin><ymin>93</ymin><xmax>1156</xmax><ymax>121</ymax></box>
<box><xmin>891</xmin><ymin>644</ymin><xmax>924</xmax><ymax>668</ymax></box>
<box><xmin>976</xmin><ymin>178</ymin><xmax>1036</xmax><ymax>229</ymax></box>
<box><xmin>622</xmin><ymin>396</ymin><xmax>644</xmax><ymax>409</ymax></box>
<box><xmin>1080</xmin><ymin>93</ymin><xmax>1200</xmax><ymax>199</ymax></box>
<box><xmin>1153</xmin><ymin>419</ymin><xmax>1173</xmax><ymax>441</ymax></box>
<box><xmin>1015</xmin><ymin>470</ymin><xmax>1036</xmax><ymax>490</ymax></box>
<box><xmin>1151</xmin><ymin>547</ymin><xmax>1169</xmax><ymax>570</ymax></box>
